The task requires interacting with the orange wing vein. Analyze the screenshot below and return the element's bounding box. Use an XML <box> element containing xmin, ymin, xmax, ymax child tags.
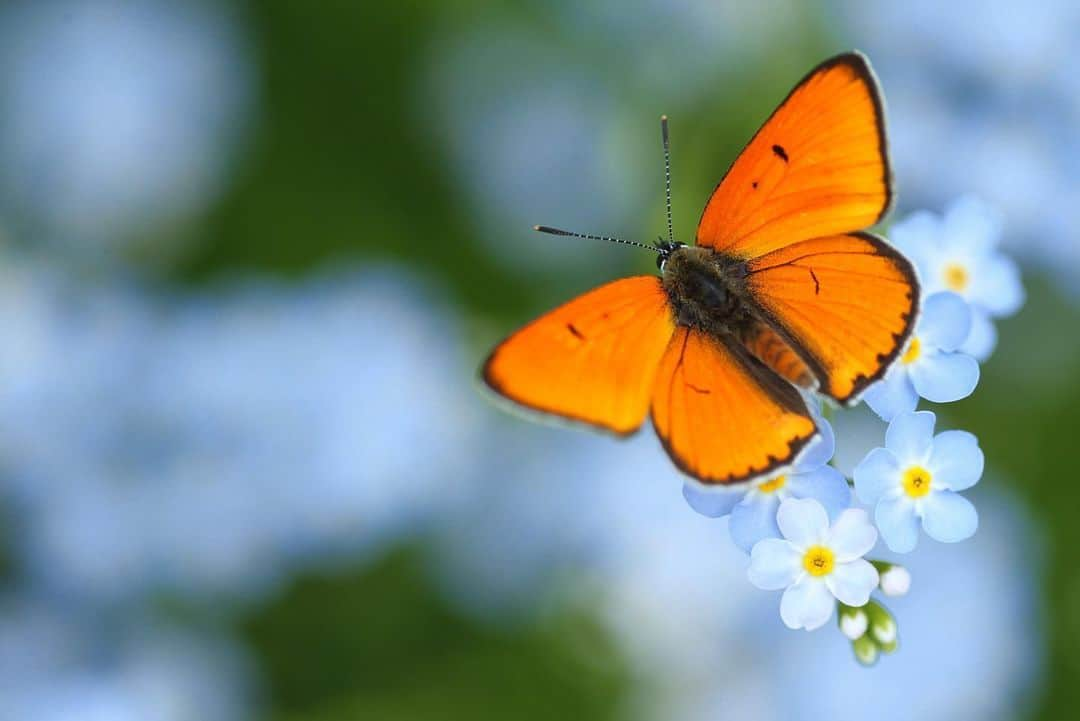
<box><xmin>696</xmin><ymin>51</ymin><xmax>891</xmax><ymax>259</ymax></box>
<box><xmin>745</xmin><ymin>232</ymin><xmax>918</xmax><ymax>404</ymax></box>
<box><xmin>483</xmin><ymin>276</ymin><xmax>675</xmax><ymax>435</ymax></box>
<box><xmin>651</xmin><ymin>326</ymin><xmax>818</xmax><ymax>485</ymax></box>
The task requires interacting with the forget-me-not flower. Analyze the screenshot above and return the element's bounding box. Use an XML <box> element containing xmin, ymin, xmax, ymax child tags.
<box><xmin>683</xmin><ymin>418</ymin><xmax>851</xmax><ymax>552</ymax></box>
<box><xmin>891</xmin><ymin>196</ymin><xmax>1024</xmax><ymax>360</ymax></box>
<box><xmin>748</xmin><ymin>498</ymin><xmax>879</xmax><ymax>631</ymax></box>
<box><xmin>853</xmin><ymin>411</ymin><xmax>983</xmax><ymax>553</ymax></box>
<box><xmin>863</xmin><ymin>292</ymin><xmax>980</xmax><ymax>420</ymax></box>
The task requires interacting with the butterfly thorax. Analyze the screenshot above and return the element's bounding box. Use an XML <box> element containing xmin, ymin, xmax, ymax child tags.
<box><xmin>661</xmin><ymin>246</ymin><xmax>756</xmax><ymax>339</ymax></box>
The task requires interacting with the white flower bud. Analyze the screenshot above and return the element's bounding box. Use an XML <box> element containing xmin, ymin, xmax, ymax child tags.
<box><xmin>840</xmin><ymin>609</ymin><xmax>868</xmax><ymax>640</ymax></box>
<box><xmin>870</xmin><ymin>614</ymin><xmax>897</xmax><ymax>644</ymax></box>
<box><xmin>852</xmin><ymin>635</ymin><xmax>879</xmax><ymax>666</ymax></box>
<box><xmin>880</xmin><ymin>565</ymin><xmax>911</xmax><ymax>597</ymax></box>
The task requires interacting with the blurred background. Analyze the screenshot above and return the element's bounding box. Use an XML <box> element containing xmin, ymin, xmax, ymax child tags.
<box><xmin>0</xmin><ymin>1</ymin><xmax>1075</xmax><ymax>719</ymax></box>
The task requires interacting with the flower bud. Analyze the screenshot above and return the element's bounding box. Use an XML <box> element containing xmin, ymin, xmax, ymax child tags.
<box><xmin>865</xmin><ymin>600</ymin><xmax>898</xmax><ymax>646</ymax></box>
<box><xmin>852</xmin><ymin>634</ymin><xmax>879</xmax><ymax>666</ymax></box>
<box><xmin>879</xmin><ymin>564</ymin><xmax>911</xmax><ymax>597</ymax></box>
<box><xmin>838</xmin><ymin>604</ymin><xmax>868</xmax><ymax>640</ymax></box>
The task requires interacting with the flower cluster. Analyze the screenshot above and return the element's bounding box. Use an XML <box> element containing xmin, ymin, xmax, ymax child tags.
<box><xmin>683</xmin><ymin>197</ymin><xmax>1021</xmax><ymax>664</ymax></box>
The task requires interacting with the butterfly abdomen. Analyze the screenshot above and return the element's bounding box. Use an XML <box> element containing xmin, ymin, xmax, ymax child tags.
<box><xmin>741</xmin><ymin>324</ymin><xmax>816</xmax><ymax>389</ymax></box>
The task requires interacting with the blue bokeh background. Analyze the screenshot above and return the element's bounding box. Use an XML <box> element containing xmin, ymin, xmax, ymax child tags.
<box><xmin>0</xmin><ymin>2</ymin><xmax>1073</xmax><ymax>719</ymax></box>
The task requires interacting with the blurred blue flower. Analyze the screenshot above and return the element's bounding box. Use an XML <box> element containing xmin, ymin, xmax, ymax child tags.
<box><xmin>557</xmin><ymin>0</ymin><xmax>811</xmax><ymax>103</ymax></box>
<box><xmin>0</xmin><ymin>598</ymin><xmax>252</xmax><ymax>721</ymax></box>
<box><xmin>891</xmin><ymin>196</ymin><xmax>1024</xmax><ymax>360</ymax></box>
<box><xmin>747</xmin><ymin>499</ymin><xmax>878</xmax><ymax>631</ymax></box>
<box><xmin>434</xmin><ymin>419</ymin><xmax>776</xmax><ymax>702</ymax></box>
<box><xmin>683</xmin><ymin>418</ymin><xmax>850</xmax><ymax>552</ymax></box>
<box><xmin>429</xmin><ymin>28</ymin><xmax>636</xmax><ymax>273</ymax></box>
<box><xmin>0</xmin><ymin>0</ymin><xmax>255</xmax><ymax>256</ymax></box>
<box><xmin>0</xmin><ymin>259</ymin><xmax>477</xmax><ymax>605</ymax></box>
<box><xmin>863</xmin><ymin>292</ymin><xmax>979</xmax><ymax>420</ymax></box>
<box><xmin>838</xmin><ymin>2</ymin><xmax>1076</xmax><ymax>297</ymax></box>
<box><xmin>853</xmin><ymin>411</ymin><xmax>983</xmax><ymax>553</ymax></box>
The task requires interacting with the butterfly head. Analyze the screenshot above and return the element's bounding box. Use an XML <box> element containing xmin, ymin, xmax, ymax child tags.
<box><xmin>655</xmin><ymin>239</ymin><xmax>687</xmax><ymax>271</ymax></box>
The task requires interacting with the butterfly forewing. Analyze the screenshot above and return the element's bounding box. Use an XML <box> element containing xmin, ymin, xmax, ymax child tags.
<box><xmin>483</xmin><ymin>276</ymin><xmax>675</xmax><ymax>435</ymax></box>
<box><xmin>696</xmin><ymin>52</ymin><xmax>891</xmax><ymax>259</ymax></box>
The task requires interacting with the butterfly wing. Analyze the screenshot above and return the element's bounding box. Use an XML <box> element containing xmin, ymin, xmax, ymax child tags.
<box><xmin>651</xmin><ymin>326</ymin><xmax>818</xmax><ymax>485</ymax></box>
<box><xmin>696</xmin><ymin>52</ymin><xmax>890</xmax><ymax>259</ymax></box>
<box><xmin>745</xmin><ymin>232</ymin><xmax>918</xmax><ymax>404</ymax></box>
<box><xmin>483</xmin><ymin>276</ymin><xmax>675</xmax><ymax>435</ymax></box>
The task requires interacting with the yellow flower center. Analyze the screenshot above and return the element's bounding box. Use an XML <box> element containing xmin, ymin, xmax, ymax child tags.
<box><xmin>901</xmin><ymin>336</ymin><xmax>921</xmax><ymax>365</ymax></box>
<box><xmin>758</xmin><ymin>475</ymin><xmax>786</xmax><ymax>494</ymax></box>
<box><xmin>902</xmin><ymin>465</ymin><xmax>933</xmax><ymax>498</ymax></box>
<box><xmin>943</xmin><ymin>263</ymin><xmax>969</xmax><ymax>292</ymax></box>
<box><xmin>802</xmin><ymin>545</ymin><xmax>835</xmax><ymax>577</ymax></box>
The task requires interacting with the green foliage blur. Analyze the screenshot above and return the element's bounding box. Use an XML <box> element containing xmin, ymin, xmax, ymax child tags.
<box><xmin>145</xmin><ymin>2</ymin><xmax>1078</xmax><ymax>719</ymax></box>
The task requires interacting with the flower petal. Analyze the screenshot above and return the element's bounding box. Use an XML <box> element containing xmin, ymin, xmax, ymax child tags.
<box><xmin>682</xmin><ymin>483</ymin><xmax>743</xmax><ymax>518</ymax></box>
<box><xmin>747</xmin><ymin>538</ymin><xmax>802</xmax><ymax>590</ymax></box>
<box><xmin>885</xmin><ymin>410</ymin><xmax>936</xmax><ymax>464</ymax></box>
<box><xmin>776</xmin><ymin>497</ymin><xmax>829</xmax><ymax>548</ymax></box>
<box><xmin>927</xmin><ymin>430</ymin><xmax>984</xmax><ymax>491</ymax></box>
<box><xmin>921</xmin><ymin>491</ymin><xmax>979</xmax><ymax>543</ymax></box>
<box><xmin>960</xmin><ymin>308</ymin><xmax>997</xmax><ymax>361</ymax></box>
<box><xmin>909</xmin><ymin>349</ymin><xmax>979</xmax><ymax>403</ymax></box>
<box><xmin>943</xmin><ymin>195</ymin><xmax>1001</xmax><ymax>254</ymax></box>
<box><xmin>786</xmin><ymin>466</ymin><xmax>851</xmax><ymax>520</ymax></box>
<box><xmin>875</xmin><ymin>495</ymin><xmax>920</xmax><ymax>553</ymax></box>
<box><xmin>826</xmin><ymin>508</ymin><xmax>878</xmax><ymax>562</ymax></box>
<box><xmin>729</xmin><ymin>495</ymin><xmax>781</xmax><ymax>553</ymax></box>
<box><xmin>890</xmin><ymin>210</ymin><xmax>941</xmax><ymax>266</ymax></box>
<box><xmin>971</xmin><ymin>252</ymin><xmax>1024</xmax><ymax>317</ymax></box>
<box><xmin>826</xmin><ymin>559</ymin><xmax>879</xmax><ymax>607</ymax></box>
<box><xmin>853</xmin><ymin>447</ymin><xmax>901</xmax><ymax>505</ymax></box>
<box><xmin>918</xmin><ymin>292</ymin><xmax>973</xmax><ymax>351</ymax></box>
<box><xmin>863</xmin><ymin>366</ymin><xmax>918</xmax><ymax>421</ymax></box>
<box><xmin>795</xmin><ymin>415</ymin><xmax>835</xmax><ymax>470</ymax></box>
<box><xmin>780</xmin><ymin>578</ymin><xmax>835</xmax><ymax>631</ymax></box>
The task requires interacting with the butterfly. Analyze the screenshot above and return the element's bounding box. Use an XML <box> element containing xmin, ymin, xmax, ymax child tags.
<box><xmin>482</xmin><ymin>51</ymin><xmax>919</xmax><ymax>486</ymax></box>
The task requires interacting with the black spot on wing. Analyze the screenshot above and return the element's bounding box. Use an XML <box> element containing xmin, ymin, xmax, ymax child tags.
<box><xmin>566</xmin><ymin>323</ymin><xmax>585</xmax><ymax>340</ymax></box>
<box><xmin>751</xmin><ymin>181</ymin><xmax>759</xmax><ymax>189</ymax></box>
<box><xmin>771</xmin><ymin>144</ymin><xmax>789</xmax><ymax>162</ymax></box>
<box><xmin>809</xmin><ymin>268</ymin><xmax>820</xmax><ymax>295</ymax></box>
<box><xmin>686</xmin><ymin>383</ymin><xmax>711</xmax><ymax>395</ymax></box>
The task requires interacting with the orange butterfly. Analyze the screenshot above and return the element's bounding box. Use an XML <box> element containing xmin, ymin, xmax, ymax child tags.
<box><xmin>482</xmin><ymin>51</ymin><xmax>919</xmax><ymax>486</ymax></box>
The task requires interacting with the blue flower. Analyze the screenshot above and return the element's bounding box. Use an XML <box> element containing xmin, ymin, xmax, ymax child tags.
<box><xmin>683</xmin><ymin>418</ymin><xmax>851</xmax><ymax>552</ymax></box>
<box><xmin>747</xmin><ymin>498</ymin><xmax>879</xmax><ymax>631</ymax></box>
<box><xmin>853</xmin><ymin>411</ymin><xmax>983</xmax><ymax>553</ymax></box>
<box><xmin>863</xmin><ymin>292</ymin><xmax>980</xmax><ymax>420</ymax></box>
<box><xmin>890</xmin><ymin>196</ymin><xmax>1024</xmax><ymax>360</ymax></box>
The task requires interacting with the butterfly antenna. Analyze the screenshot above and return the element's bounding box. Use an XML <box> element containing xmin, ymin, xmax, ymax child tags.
<box><xmin>661</xmin><ymin>115</ymin><xmax>674</xmax><ymax>245</ymax></box>
<box><xmin>533</xmin><ymin>225</ymin><xmax>660</xmax><ymax>253</ymax></box>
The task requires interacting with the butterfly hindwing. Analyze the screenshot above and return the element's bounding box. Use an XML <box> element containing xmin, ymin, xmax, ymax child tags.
<box><xmin>696</xmin><ymin>52</ymin><xmax>891</xmax><ymax>259</ymax></box>
<box><xmin>745</xmin><ymin>232</ymin><xmax>919</xmax><ymax>404</ymax></box>
<box><xmin>650</xmin><ymin>326</ymin><xmax>818</xmax><ymax>485</ymax></box>
<box><xmin>483</xmin><ymin>276</ymin><xmax>675</xmax><ymax>435</ymax></box>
